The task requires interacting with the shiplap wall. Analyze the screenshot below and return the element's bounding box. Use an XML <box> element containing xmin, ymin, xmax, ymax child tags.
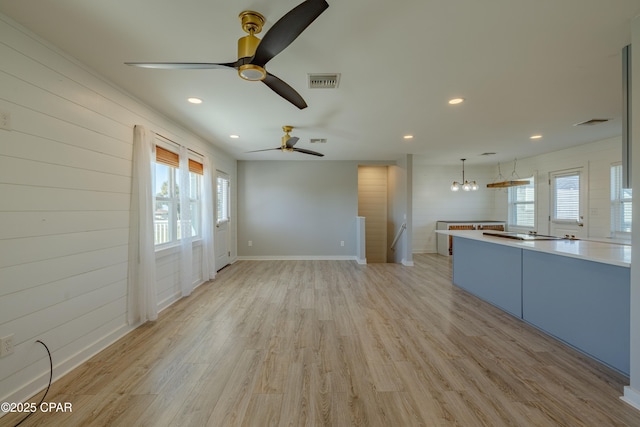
<box><xmin>0</xmin><ymin>13</ymin><xmax>236</xmax><ymax>405</ymax></box>
<box><xmin>491</xmin><ymin>136</ymin><xmax>622</xmax><ymax>238</ymax></box>
<box><xmin>358</xmin><ymin>166</ymin><xmax>388</xmax><ymax>263</ymax></box>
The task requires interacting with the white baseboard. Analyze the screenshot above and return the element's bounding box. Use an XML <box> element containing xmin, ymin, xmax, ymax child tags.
<box><xmin>622</xmin><ymin>386</ymin><xmax>640</xmax><ymax>411</ymax></box>
<box><xmin>237</xmin><ymin>255</ymin><xmax>358</xmax><ymax>261</ymax></box>
<box><xmin>0</xmin><ymin>281</ymin><xmax>216</xmax><ymax>419</ymax></box>
<box><xmin>1</xmin><ymin>324</ymin><xmax>132</xmax><ymax>413</ymax></box>
<box><xmin>357</xmin><ymin>258</ymin><xmax>367</xmax><ymax>265</ymax></box>
<box><xmin>157</xmin><ymin>292</ymin><xmax>182</xmax><ymax>313</ymax></box>
<box><xmin>402</xmin><ymin>259</ymin><xmax>414</xmax><ymax>266</ymax></box>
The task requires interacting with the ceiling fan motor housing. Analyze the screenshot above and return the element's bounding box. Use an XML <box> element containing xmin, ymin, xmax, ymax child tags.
<box><xmin>237</xmin><ymin>11</ymin><xmax>267</xmax><ymax>81</ymax></box>
<box><xmin>282</xmin><ymin>126</ymin><xmax>293</xmax><ymax>150</ymax></box>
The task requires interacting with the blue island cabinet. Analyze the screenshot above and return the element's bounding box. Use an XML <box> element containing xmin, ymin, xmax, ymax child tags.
<box><xmin>522</xmin><ymin>251</ymin><xmax>630</xmax><ymax>375</ymax></box>
<box><xmin>452</xmin><ymin>236</ymin><xmax>523</xmax><ymax>318</ymax></box>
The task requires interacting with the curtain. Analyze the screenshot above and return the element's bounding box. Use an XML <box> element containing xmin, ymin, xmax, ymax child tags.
<box><xmin>179</xmin><ymin>146</ymin><xmax>194</xmax><ymax>296</ymax></box>
<box><xmin>127</xmin><ymin>125</ymin><xmax>158</xmax><ymax>324</ymax></box>
<box><xmin>201</xmin><ymin>156</ymin><xmax>216</xmax><ymax>282</ymax></box>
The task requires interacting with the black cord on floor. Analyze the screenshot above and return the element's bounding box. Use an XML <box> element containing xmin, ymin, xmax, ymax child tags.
<box><xmin>13</xmin><ymin>340</ymin><xmax>52</xmax><ymax>427</ymax></box>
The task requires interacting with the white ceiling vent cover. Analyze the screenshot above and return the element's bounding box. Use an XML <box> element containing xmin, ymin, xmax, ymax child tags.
<box><xmin>310</xmin><ymin>138</ymin><xmax>327</xmax><ymax>143</ymax></box>
<box><xmin>308</xmin><ymin>73</ymin><xmax>340</xmax><ymax>89</ymax></box>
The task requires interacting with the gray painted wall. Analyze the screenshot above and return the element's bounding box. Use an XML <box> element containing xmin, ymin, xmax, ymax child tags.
<box><xmin>237</xmin><ymin>161</ymin><xmax>359</xmax><ymax>258</ymax></box>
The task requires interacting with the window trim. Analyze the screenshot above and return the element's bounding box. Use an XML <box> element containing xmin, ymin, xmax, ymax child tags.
<box><xmin>216</xmin><ymin>172</ymin><xmax>230</xmax><ymax>225</ymax></box>
<box><xmin>551</xmin><ymin>169</ymin><xmax>582</xmax><ymax>224</ymax></box>
<box><xmin>611</xmin><ymin>162</ymin><xmax>632</xmax><ymax>238</ymax></box>
<box><xmin>153</xmin><ymin>141</ymin><xmax>204</xmax><ymax>250</ymax></box>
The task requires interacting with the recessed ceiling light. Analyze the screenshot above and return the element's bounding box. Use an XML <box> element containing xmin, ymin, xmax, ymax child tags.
<box><xmin>230</xmin><ymin>134</ymin><xmax>240</xmax><ymax>139</ymax></box>
<box><xmin>188</xmin><ymin>97</ymin><xmax>203</xmax><ymax>104</ymax></box>
<box><xmin>530</xmin><ymin>134</ymin><xmax>542</xmax><ymax>140</ymax></box>
<box><xmin>403</xmin><ymin>135</ymin><xmax>414</xmax><ymax>140</ymax></box>
<box><xmin>448</xmin><ymin>98</ymin><xmax>464</xmax><ymax>105</ymax></box>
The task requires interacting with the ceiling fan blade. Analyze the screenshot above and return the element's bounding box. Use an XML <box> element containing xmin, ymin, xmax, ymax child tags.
<box><xmin>251</xmin><ymin>0</ymin><xmax>329</xmax><ymax>67</ymax></box>
<box><xmin>293</xmin><ymin>147</ymin><xmax>324</xmax><ymax>157</ymax></box>
<box><xmin>262</xmin><ymin>73</ymin><xmax>307</xmax><ymax>109</ymax></box>
<box><xmin>245</xmin><ymin>147</ymin><xmax>282</xmax><ymax>153</ymax></box>
<box><xmin>125</xmin><ymin>62</ymin><xmax>237</xmax><ymax>70</ymax></box>
<box><xmin>285</xmin><ymin>136</ymin><xmax>299</xmax><ymax>148</ymax></box>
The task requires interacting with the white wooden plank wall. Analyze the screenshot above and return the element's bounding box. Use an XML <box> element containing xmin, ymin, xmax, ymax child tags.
<box><xmin>491</xmin><ymin>137</ymin><xmax>621</xmax><ymax>237</ymax></box>
<box><xmin>0</xmin><ymin>13</ymin><xmax>236</xmax><ymax>405</ymax></box>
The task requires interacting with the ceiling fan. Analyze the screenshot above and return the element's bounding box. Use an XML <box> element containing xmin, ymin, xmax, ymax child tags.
<box><xmin>125</xmin><ymin>0</ymin><xmax>329</xmax><ymax>109</ymax></box>
<box><xmin>247</xmin><ymin>126</ymin><xmax>324</xmax><ymax>157</ymax></box>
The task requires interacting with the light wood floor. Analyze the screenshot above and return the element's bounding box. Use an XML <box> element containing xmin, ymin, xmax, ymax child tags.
<box><xmin>3</xmin><ymin>254</ymin><xmax>640</xmax><ymax>426</ymax></box>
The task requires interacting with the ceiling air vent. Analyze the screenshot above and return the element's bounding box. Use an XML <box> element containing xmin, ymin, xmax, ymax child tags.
<box><xmin>308</xmin><ymin>73</ymin><xmax>340</xmax><ymax>89</ymax></box>
<box><xmin>573</xmin><ymin>118</ymin><xmax>610</xmax><ymax>126</ymax></box>
<box><xmin>310</xmin><ymin>138</ymin><xmax>327</xmax><ymax>144</ymax></box>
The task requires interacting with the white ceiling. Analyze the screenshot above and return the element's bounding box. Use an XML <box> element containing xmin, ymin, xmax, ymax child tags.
<box><xmin>1</xmin><ymin>0</ymin><xmax>639</xmax><ymax>165</ymax></box>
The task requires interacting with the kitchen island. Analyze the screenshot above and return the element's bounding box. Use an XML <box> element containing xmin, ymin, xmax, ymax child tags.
<box><xmin>436</xmin><ymin>229</ymin><xmax>631</xmax><ymax>375</ymax></box>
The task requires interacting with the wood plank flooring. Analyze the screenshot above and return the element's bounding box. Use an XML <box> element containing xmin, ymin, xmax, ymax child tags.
<box><xmin>3</xmin><ymin>254</ymin><xmax>640</xmax><ymax>426</ymax></box>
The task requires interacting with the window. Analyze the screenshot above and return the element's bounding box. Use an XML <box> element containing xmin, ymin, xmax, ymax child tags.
<box><xmin>216</xmin><ymin>174</ymin><xmax>230</xmax><ymax>224</ymax></box>
<box><xmin>611</xmin><ymin>163</ymin><xmax>632</xmax><ymax>237</ymax></box>
<box><xmin>154</xmin><ymin>145</ymin><xmax>203</xmax><ymax>246</ymax></box>
<box><xmin>507</xmin><ymin>176</ymin><xmax>535</xmax><ymax>229</ymax></box>
<box><xmin>552</xmin><ymin>172</ymin><xmax>580</xmax><ymax>221</ymax></box>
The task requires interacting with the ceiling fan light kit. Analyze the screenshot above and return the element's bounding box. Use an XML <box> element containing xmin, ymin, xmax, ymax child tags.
<box><xmin>125</xmin><ymin>0</ymin><xmax>330</xmax><ymax>109</ymax></box>
<box><xmin>238</xmin><ymin>64</ymin><xmax>267</xmax><ymax>81</ymax></box>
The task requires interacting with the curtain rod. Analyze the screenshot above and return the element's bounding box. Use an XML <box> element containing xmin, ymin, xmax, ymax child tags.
<box><xmin>155</xmin><ymin>132</ymin><xmax>204</xmax><ymax>158</ymax></box>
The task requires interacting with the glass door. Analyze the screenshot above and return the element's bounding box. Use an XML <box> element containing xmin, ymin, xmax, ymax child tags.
<box><xmin>549</xmin><ymin>168</ymin><xmax>587</xmax><ymax>238</ymax></box>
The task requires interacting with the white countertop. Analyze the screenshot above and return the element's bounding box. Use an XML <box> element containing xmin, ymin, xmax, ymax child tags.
<box><xmin>436</xmin><ymin>230</ymin><xmax>631</xmax><ymax>268</ymax></box>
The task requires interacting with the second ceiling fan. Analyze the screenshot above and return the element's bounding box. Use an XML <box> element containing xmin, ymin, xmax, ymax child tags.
<box><xmin>248</xmin><ymin>126</ymin><xmax>324</xmax><ymax>157</ymax></box>
<box><xmin>125</xmin><ymin>0</ymin><xmax>329</xmax><ymax>109</ymax></box>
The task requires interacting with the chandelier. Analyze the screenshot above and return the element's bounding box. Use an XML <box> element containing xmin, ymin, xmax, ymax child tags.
<box><xmin>451</xmin><ymin>159</ymin><xmax>478</xmax><ymax>191</ymax></box>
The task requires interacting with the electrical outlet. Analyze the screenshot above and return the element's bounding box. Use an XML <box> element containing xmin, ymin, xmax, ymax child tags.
<box><xmin>248</xmin><ymin>240</ymin><xmax>253</xmax><ymax>247</ymax></box>
<box><xmin>0</xmin><ymin>110</ymin><xmax>11</xmax><ymax>131</ymax></box>
<box><xmin>0</xmin><ymin>334</ymin><xmax>14</xmax><ymax>357</ymax></box>
<box><xmin>340</xmin><ymin>241</ymin><xmax>345</xmax><ymax>247</ymax></box>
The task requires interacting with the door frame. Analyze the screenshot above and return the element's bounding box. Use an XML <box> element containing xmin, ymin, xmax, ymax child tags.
<box><xmin>548</xmin><ymin>165</ymin><xmax>588</xmax><ymax>238</ymax></box>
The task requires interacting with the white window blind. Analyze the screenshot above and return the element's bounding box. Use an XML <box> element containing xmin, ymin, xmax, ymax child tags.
<box><xmin>508</xmin><ymin>176</ymin><xmax>535</xmax><ymax>228</ymax></box>
<box><xmin>216</xmin><ymin>175</ymin><xmax>230</xmax><ymax>224</ymax></box>
<box><xmin>611</xmin><ymin>164</ymin><xmax>632</xmax><ymax>236</ymax></box>
<box><xmin>553</xmin><ymin>174</ymin><xmax>580</xmax><ymax>221</ymax></box>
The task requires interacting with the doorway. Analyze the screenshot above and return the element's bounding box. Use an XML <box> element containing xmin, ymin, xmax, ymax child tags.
<box><xmin>215</xmin><ymin>171</ymin><xmax>231</xmax><ymax>270</ymax></box>
<box><xmin>549</xmin><ymin>167</ymin><xmax>587</xmax><ymax>238</ymax></box>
